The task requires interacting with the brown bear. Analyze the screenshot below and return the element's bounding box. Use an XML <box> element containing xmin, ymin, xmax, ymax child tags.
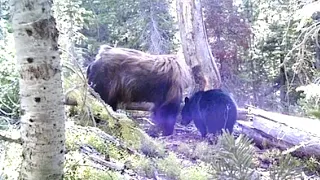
<box><xmin>87</xmin><ymin>45</ymin><xmax>191</xmax><ymax>136</ymax></box>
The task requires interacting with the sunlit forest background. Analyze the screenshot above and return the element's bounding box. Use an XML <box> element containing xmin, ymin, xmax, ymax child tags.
<box><xmin>1</xmin><ymin>0</ymin><xmax>320</xmax><ymax>120</ymax></box>
<box><xmin>1</xmin><ymin>0</ymin><xmax>320</xmax><ymax>179</ymax></box>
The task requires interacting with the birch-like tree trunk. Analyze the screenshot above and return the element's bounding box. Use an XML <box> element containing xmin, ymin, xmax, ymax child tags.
<box><xmin>11</xmin><ymin>0</ymin><xmax>66</xmax><ymax>179</ymax></box>
<box><xmin>176</xmin><ymin>0</ymin><xmax>221</xmax><ymax>91</ymax></box>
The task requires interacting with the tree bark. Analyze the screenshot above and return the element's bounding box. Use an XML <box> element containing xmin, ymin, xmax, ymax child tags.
<box><xmin>279</xmin><ymin>54</ymin><xmax>288</xmax><ymax>113</ymax></box>
<box><xmin>11</xmin><ymin>0</ymin><xmax>66</xmax><ymax>179</ymax></box>
<box><xmin>176</xmin><ymin>0</ymin><xmax>221</xmax><ymax>92</ymax></box>
<box><xmin>311</xmin><ymin>12</ymin><xmax>320</xmax><ymax>70</ymax></box>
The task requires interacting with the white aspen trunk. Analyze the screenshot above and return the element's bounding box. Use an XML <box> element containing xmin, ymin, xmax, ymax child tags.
<box><xmin>11</xmin><ymin>0</ymin><xmax>66</xmax><ymax>179</ymax></box>
<box><xmin>176</xmin><ymin>0</ymin><xmax>221</xmax><ymax>91</ymax></box>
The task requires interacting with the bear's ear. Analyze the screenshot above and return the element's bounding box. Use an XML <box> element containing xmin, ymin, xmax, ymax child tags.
<box><xmin>184</xmin><ymin>97</ymin><xmax>189</xmax><ymax>104</ymax></box>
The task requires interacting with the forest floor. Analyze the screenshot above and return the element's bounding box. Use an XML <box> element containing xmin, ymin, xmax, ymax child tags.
<box><xmin>1</xmin><ymin>108</ymin><xmax>320</xmax><ymax>180</ymax></box>
<box><xmin>129</xmin><ymin>110</ymin><xmax>320</xmax><ymax>180</ymax></box>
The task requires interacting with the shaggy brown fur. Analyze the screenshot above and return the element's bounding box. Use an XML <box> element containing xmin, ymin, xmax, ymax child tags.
<box><xmin>87</xmin><ymin>45</ymin><xmax>192</xmax><ymax>136</ymax></box>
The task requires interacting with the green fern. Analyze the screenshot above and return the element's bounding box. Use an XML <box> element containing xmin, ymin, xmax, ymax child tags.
<box><xmin>210</xmin><ymin>131</ymin><xmax>258</xmax><ymax>180</ymax></box>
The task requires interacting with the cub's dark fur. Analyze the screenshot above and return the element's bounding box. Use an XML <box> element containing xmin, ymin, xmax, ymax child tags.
<box><xmin>181</xmin><ymin>89</ymin><xmax>237</xmax><ymax>137</ymax></box>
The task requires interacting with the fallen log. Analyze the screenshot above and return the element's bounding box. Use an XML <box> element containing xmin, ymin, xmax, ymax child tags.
<box><xmin>235</xmin><ymin>107</ymin><xmax>320</xmax><ymax>159</ymax></box>
<box><xmin>118</xmin><ymin>102</ymin><xmax>154</xmax><ymax>111</ymax></box>
<box><xmin>65</xmin><ymin>94</ymin><xmax>251</xmax><ymax>120</ymax></box>
<box><xmin>115</xmin><ymin>102</ymin><xmax>251</xmax><ymax>121</ymax></box>
<box><xmin>64</xmin><ymin>96</ymin><xmax>320</xmax><ymax>158</ymax></box>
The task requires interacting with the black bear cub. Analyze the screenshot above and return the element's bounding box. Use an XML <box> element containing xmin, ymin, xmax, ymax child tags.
<box><xmin>181</xmin><ymin>89</ymin><xmax>237</xmax><ymax>137</ymax></box>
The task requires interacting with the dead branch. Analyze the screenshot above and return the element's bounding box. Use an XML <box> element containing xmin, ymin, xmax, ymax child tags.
<box><xmin>0</xmin><ymin>133</ymin><xmax>22</xmax><ymax>144</ymax></box>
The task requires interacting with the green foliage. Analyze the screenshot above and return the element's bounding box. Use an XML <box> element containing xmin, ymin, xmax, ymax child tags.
<box><xmin>80</xmin><ymin>0</ymin><xmax>177</xmax><ymax>60</ymax></box>
<box><xmin>2</xmin><ymin>0</ymin><xmax>319</xmax><ymax>179</ymax></box>
<box><xmin>114</xmin><ymin>118</ymin><xmax>143</xmax><ymax>149</ymax></box>
<box><xmin>179</xmin><ymin>163</ymin><xmax>212</xmax><ymax>180</ymax></box>
<box><xmin>176</xmin><ymin>142</ymin><xmax>194</xmax><ymax>157</ymax></box>
<box><xmin>0</xmin><ymin>12</ymin><xmax>19</xmax><ymax>120</ymax></box>
<box><xmin>178</xmin><ymin>132</ymin><xmax>305</xmax><ymax>180</ymax></box>
<box><xmin>132</xmin><ymin>157</ymin><xmax>157</xmax><ymax>178</ymax></box>
<box><xmin>268</xmin><ymin>151</ymin><xmax>303</xmax><ymax>179</ymax></box>
<box><xmin>53</xmin><ymin>0</ymin><xmax>92</xmax><ymax>67</ymax></box>
<box><xmin>65</xmin><ymin>130</ymin><xmax>81</xmax><ymax>152</ymax></box>
<box><xmin>213</xmin><ymin>0</ymin><xmax>320</xmax><ymax>114</ymax></box>
<box><xmin>53</xmin><ymin>0</ymin><xmax>90</xmax><ymax>43</ymax></box>
<box><xmin>258</xmin><ymin>149</ymin><xmax>304</xmax><ymax>179</ymax></box>
<box><xmin>303</xmin><ymin>156</ymin><xmax>320</xmax><ymax>175</ymax></box>
<box><xmin>87</xmin><ymin>135</ymin><xmax>108</xmax><ymax>155</ymax></box>
<box><xmin>210</xmin><ymin>131</ymin><xmax>257</xmax><ymax>180</ymax></box>
<box><xmin>132</xmin><ymin>149</ymin><xmax>213</xmax><ymax>180</ymax></box>
<box><xmin>242</xmin><ymin>0</ymin><xmax>302</xmax><ymax>110</ymax></box>
<box><xmin>81</xmin><ymin>167</ymin><xmax>122</xmax><ymax>180</ymax></box>
<box><xmin>106</xmin><ymin>144</ymin><xmax>126</xmax><ymax>161</ymax></box>
<box><xmin>310</xmin><ymin>111</ymin><xmax>320</xmax><ymax>119</ymax></box>
<box><xmin>296</xmin><ymin>82</ymin><xmax>320</xmax><ymax>118</ymax></box>
<box><xmin>64</xmin><ymin>151</ymin><xmax>122</xmax><ymax>180</ymax></box>
<box><xmin>192</xmin><ymin>141</ymin><xmax>215</xmax><ymax>162</ymax></box>
<box><xmin>140</xmin><ymin>136</ymin><xmax>166</xmax><ymax>158</ymax></box>
<box><xmin>174</xmin><ymin>133</ymin><xmax>257</xmax><ymax>179</ymax></box>
<box><xmin>64</xmin><ymin>151</ymin><xmax>85</xmax><ymax>180</ymax></box>
<box><xmin>157</xmin><ymin>152</ymin><xmax>182</xmax><ymax>179</ymax></box>
<box><xmin>175</xmin><ymin>139</ymin><xmax>215</xmax><ymax>162</ymax></box>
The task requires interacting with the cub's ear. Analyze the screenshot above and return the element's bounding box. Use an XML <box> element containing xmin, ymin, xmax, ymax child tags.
<box><xmin>184</xmin><ymin>97</ymin><xmax>189</xmax><ymax>104</ymax></box>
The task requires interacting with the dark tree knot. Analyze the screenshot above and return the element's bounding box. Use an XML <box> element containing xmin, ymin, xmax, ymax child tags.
<box><xmin>34</xmin><ymin>97</ymin><xmax>41</xmax><ymax>103</ymax></box>
<box><xmin>27</xmin><ymin>58</ymin><xmax>34</xmax><ymax>63</ymax></box>
<box><xmin>26</xmin><ymin>29</ymin><xmax>33</xmax><ymax>36</ymax></box>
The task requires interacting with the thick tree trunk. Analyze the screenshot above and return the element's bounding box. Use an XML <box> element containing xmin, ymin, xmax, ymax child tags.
<box><xmin>315</xmin><ymin>32</ymin><xmax>320</xmax><ymax>70</ymax></box>
<box><xmin>279</xmin><ymin>55</ymin><xmax>288</xmax><ymax>113</ymax></box>
<box><xmin>312</xmin><ymin>12</ymin><xmax>320</xmax><ymax>70</ymax></box>
<box><xmin>11</xmin><ymin>0</ymin><xmax>66</xmax><ymax>179</ymax></box>
<box><xmin>176</xmin><ymin>0</ymin><xmax>221</xmax><ymax>92</ymax></box>
<box><xmin>315</xmin><ymin>44</ymin><xmax>320</xmax><ymax>70</ymax></box>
